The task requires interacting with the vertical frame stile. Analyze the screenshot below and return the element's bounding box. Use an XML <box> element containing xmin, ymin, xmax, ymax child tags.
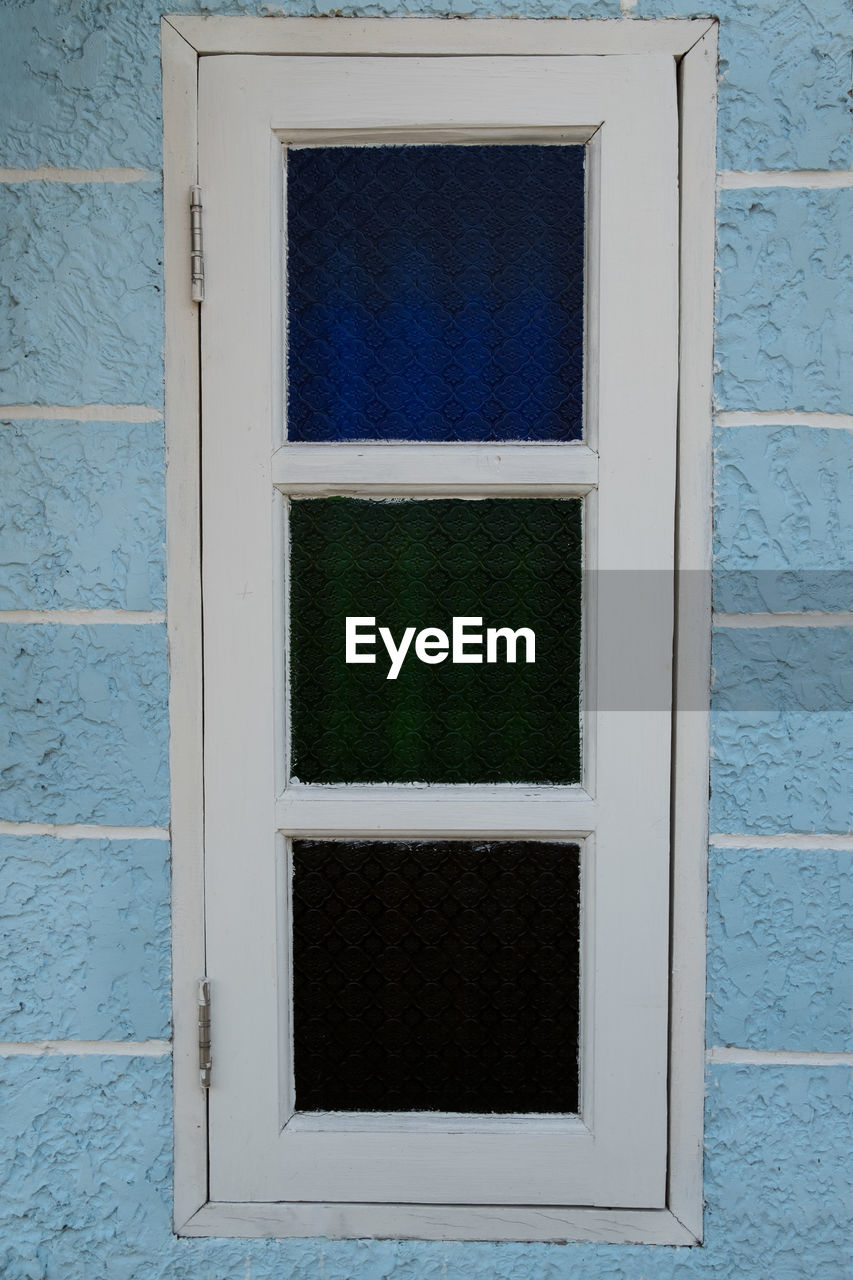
<box><xmin>200</xmin><ymin>46</ymin><xmax>282</xmax><ymax>1206</ymax></box>
<box><xmin>667</xmin><ymin>23</ymin><xmax>717</xmax><ymax>1241</ymax></box>
<box><xmin>161</xmin><ymin>17</ymin><xmax>208</xmax><ymax>1228</ymax></box>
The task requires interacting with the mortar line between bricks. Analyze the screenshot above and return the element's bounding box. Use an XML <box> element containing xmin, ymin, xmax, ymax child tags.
<box><xmin>707</xmin><ymin>1047</ymin><xmax>853</xmax><ymax>1066</ymax></box>
<box><xmin>0</xmin><ymin>1040</ymin><xmax>172</xmax><ymax>1057</ymax></box>
<box><xmin>714</xmin><ymin>612</ymin><xmax>853</xmax><ymax>629</ymax></box>
<box><xmin>0</xmin><ymin>405</ymin><xmax>162</xmax><ymax>422</ymax></box>
<box><xmin>710</xmin><ymin>833</ymin><xmax>853</xmax><ymax>850</ymax></box>
<box><xmin>716</xmin><ymin>411</ymin><xmax>853</xmax><ymax>429</ymax></box>
<box><xmin>0</xmin><ymin>821</ymin><xmax>170</xmax><ymax>840</ymax></box>
<box><xmin>0</xmin><ymin>610</ymin><xmax>166</xmax><ymax>625</ymax></box>
<box><xmin>718</xmin><ymin>170</ymin><xmax>853</xmax><ymax>189</ymax></box>
<box><xmin>0</xmin><ymin>167</ymin><xmax>159</xmax><ymax>184</ymax></box>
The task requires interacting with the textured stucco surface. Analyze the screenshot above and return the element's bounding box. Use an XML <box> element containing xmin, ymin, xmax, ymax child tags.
<box><xmin>711</xmin><ymin>708</ymin><xmax>853</xmax><ymax>833</ymax></box>
<box><xmin>0</xmin><ymin>418</ymin><xmax>165</xmax><ymax>610</ymax></box>
<box><xmin>698</xmin><ymin>1064</ymin><xmax>853</xmax><ymax>1278</ymax></box>
<box><xmin>714</xmin><ymin>425</ymin><xmax>853</xmax><ymax>613</ymax></box>
<box><xmin>715</xmin><ymin>189</ymin><xmax>853</xmax><ymax>413</ymax></box>
<box><xmin>0</xmin><ymin>1055</ymin><xmax>175</xmax><ymax>1280</ymax></box>
<box><xmin>711</xmin><ymin>627</ymin><xmax>853</xmax><ymax>832</ymax></box>
<box><xmin>707</xmin><ymin>847</ymin><xmax>853</xmax><ymax>1050</ymax></box>
<box><xmin>0</xmin><ymin>1059</ymin><xmax>850</xmax><ymax>1278</ymax></box>
<box><xmin>0</xmin><ymin>836</ymin><xmax>170</xmax><ymax>1040</ymax></box>
<box><xmin>713</xmin><ymin>626</ymin><xmax>853</xmax><ymax>714</ymax></box>
<box><xmin>0</xmin><ymin>625</ymin><xmax>169</xmax><ymax>826</ymax></box>
<box><xmin>0</xmin><ymin>181</ymin><xmax>163</xmax><ymax>406</ymax></box>
<box><xmin>0</xmin><ymin>0</ymin><xmax>164</xmax><ymax>171</ymax></box>
<box><xmin>637</xmin><ymin>0</ymin><xmax>853</xmax><ymax>171</ymax></box>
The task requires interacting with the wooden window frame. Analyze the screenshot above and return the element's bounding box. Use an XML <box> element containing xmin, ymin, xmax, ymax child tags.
<box><xmin>163</xmin><ymin>15</ymin><xmax>716</xmax><ymax>1244</ymax></box>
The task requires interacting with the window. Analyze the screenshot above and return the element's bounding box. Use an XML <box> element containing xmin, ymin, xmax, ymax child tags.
<box><xmin>163</xmin><ymin>16</ymin><xmax>715</xmax><ymax>1243</ymax></box>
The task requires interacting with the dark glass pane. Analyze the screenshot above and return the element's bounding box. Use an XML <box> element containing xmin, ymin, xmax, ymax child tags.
<box><xmin>292</xmin><ymin>840</ymin><xmax>581</xmax><ymax>1113</ymax></box>
<box><xmin>289</xmin><ymin>497</ymin><xmax>582</xmax><ymax>784</ymax></box>
<box><xmin>287</xmin><ymin>145</ymin><xmax>584</xmax><ymax>442</ymax></box>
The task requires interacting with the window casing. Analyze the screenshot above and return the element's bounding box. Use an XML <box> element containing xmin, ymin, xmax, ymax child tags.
<box><xmin>163</xmin><ymin>16</ymin><xmax>715</xmax><ymax>1244</ymax></box>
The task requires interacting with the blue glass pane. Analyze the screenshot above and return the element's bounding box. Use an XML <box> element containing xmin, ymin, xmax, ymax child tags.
<box><xmin>287</xmin><ymin>145</ymin><xmax>584</xmax><ymax>442</ymax></box>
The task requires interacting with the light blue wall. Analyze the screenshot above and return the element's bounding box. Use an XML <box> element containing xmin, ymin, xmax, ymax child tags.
<box><xmin>0</xmin><ymin>420</ymin><xmax>165</xmax><ymax>611</ymax></box>
<box><xmin>0</xmin><ymin>1</ymin><xmax>851</xmax><ymax>1277</ymax></box>
<box><xmin>0</xmin><ymin>625</ymin><xmax>169</xmax><ymax>825</ymax></box>
<box><xmin>715</xmin><ymin>189</ymin><xmax>853</xmax><ymax>413</ymax></box>
<box><xmin>0</xmin><ymin>837</ymin><xmax>170</xmax><ymax>1040</ymax></box>
<box><xmin>707</xmin><ymin>848</ymin><xmax>853</xmax><ymax>1051</ymax></box>
<box><xmin>0</xmin><ymin>182</ymin><xmax>164</xmax><ymax>406</ymax></box>
<box><xmin>714</xmin><ymin>426</ymin><xmax>853</xmax><ymax>613</ymax></box>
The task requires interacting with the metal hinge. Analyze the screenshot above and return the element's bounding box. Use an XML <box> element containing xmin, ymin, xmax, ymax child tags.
<box><xmin>198</xmin><ymin>977</ymin><xmax>211</xmax><ymax>1089</ymax></box>
<box><xmin>190</xmin><ymin>185</ymin><xmax>205</xmax><ymax>303</ymax></box>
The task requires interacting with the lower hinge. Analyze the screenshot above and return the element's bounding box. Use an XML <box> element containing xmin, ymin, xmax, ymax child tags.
<box><xmin>190</xmin><ymin>185</ymin><xmax>205</xmax><ymax>303</ymax></box>
<box><xmin>198</xmin><ymin>977</ymin><xmax>211</xmax><ymax>1089</ymax></box>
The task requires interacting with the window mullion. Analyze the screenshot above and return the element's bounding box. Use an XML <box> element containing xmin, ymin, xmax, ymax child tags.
<box><xmin>272</xmin><ymin>442</ymin><xmax>598</xmax><ymax>495</ymax></box>
<box><xmin>276</xmin><ymin>785</ymin><xmax>597</xmax><ymax>836</ymax></box>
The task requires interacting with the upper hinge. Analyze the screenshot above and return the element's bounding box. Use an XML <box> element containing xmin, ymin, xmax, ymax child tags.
<box><xmin>190</xmin><ymin>185</ymin><xmax>205</xmax><ymax>303</ymax></box>
<box><xmin>198</xmin><ymin>977</ymin><xmax>211</xmax><ymax>1089</ymax></box>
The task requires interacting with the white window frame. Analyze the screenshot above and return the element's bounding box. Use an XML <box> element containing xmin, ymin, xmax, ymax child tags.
<box><xmin>163</xmin><ymin>16</ymin><xmax>716</xmax><ymax>1244</ymax></box>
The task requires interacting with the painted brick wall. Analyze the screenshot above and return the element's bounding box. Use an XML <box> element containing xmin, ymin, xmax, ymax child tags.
<box><xmin>1</xmin><ymin>2</ymin><xmax>851</xmax><ymax>1277</ymax></box>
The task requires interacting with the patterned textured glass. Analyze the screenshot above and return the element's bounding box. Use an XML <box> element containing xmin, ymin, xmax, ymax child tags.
<box><xmin>287</xmin><ymin>145</ymin><xmax>585</xmax><ymax>442</ymax></box>
<box><xmin>292</xmin><ymin>839</ymin><xmax>581</xmax><ymax>1113</ymax></box>
<box><xmin>289</xmin><ymin>497</ymin><xmax>582</xmax><ymax>784</ymax></box>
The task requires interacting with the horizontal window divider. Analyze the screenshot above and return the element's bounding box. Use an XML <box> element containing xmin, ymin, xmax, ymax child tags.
<box><xmin>282</xmin><ymin>125</ymin><xmax>597</xmax><ymax>147</ymax></box>
<box><xmin>283</xmin><ymin>1112</ymin><xmax>590</xmax><ymax>1135</ymax></box>
<box><xmin>271</xmin><ymin>442</ymin><xmax>598</xmax><ymax>496</ymax></box>
<box><xmin>276</xmin><ymin>786</ymin><xmax>595</xmax><ymax>837</ymax></box>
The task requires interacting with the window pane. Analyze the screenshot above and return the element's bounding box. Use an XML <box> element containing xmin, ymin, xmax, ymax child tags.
<box><xmin>289</xmin><ymin>497</ymin><xmax>582</xmax><ymax>784</ymax></box>
<box><xmin>292</xmin><ymin>839</ymin><xmax>581</xmax><ymax>1113</ymax></box>
<box><xmin>287</xmin><ymin>144</ymin><xmax>584</xmax><ymax>442</ymax></box>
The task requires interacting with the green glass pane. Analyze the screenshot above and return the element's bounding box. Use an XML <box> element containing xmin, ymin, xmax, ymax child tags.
<box><xmin>289</xmin><ymin>497</ymin><xmax>582</xmax><ymax>784</ymax></box>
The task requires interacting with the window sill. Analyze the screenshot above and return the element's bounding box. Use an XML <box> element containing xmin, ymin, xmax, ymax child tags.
<box><xmin>178</xmin><ymin>1201</ymin><xmax>701</xmax><ymax>1244</ymax></box>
